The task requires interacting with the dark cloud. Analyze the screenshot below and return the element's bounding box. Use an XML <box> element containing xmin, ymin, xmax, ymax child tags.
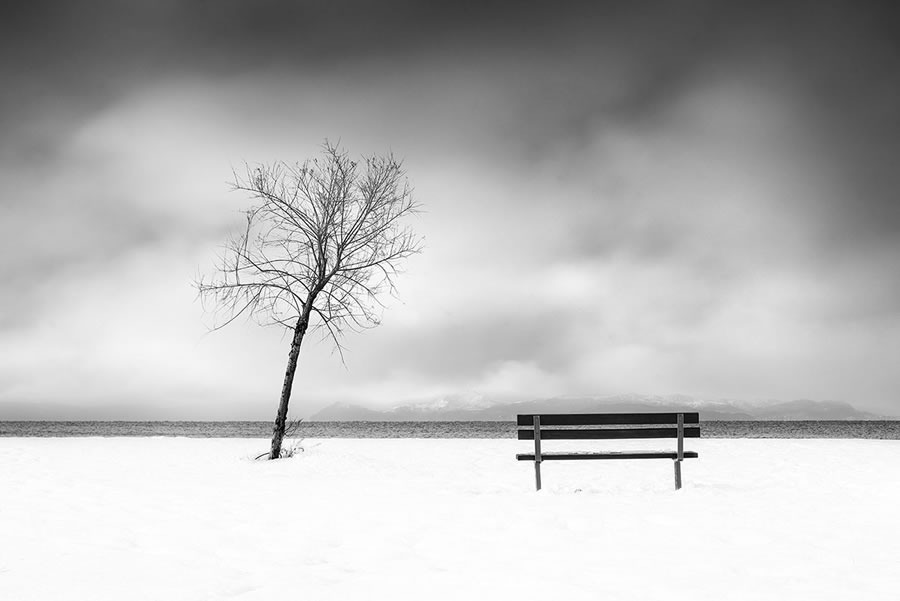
<box><xmin>5</xmin><ymin>1</ymin><xmax>898</xmax><ymax>166</ymax></box>
<box><xmin>0</xmin><ymin>196</ymin><xmax>180</xmax><ymax>330</ymax></box>
<box><xmin>349</xmin><ymin>307</ymin><xmax>592</xmax><ymax>381</ymax></box>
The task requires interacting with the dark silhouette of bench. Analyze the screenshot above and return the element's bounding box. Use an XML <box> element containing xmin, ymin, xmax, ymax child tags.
<box><xmin>516</xmin><ymin>412</ymin><xmax>700</xmax><ymax>491</ymax></box>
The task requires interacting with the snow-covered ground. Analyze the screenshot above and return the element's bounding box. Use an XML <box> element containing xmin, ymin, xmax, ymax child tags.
<box><xmin>2</xmin><ymin>437</ymin><xmax>898</xmax><ymax>600</ymax></box>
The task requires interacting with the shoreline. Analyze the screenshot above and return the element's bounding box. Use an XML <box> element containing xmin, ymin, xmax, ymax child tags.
<box><xmin>3</xmin><ymin>419</ymin><xmax>900</xmax><ymax>439</ymax></box>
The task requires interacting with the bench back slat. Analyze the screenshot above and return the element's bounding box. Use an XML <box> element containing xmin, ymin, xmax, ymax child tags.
<box><xmin>516</xmin><ymin>412</ymin><xmax>699</xmax><ymax>427</ymax></box>
<box><xmin>517</xmin><ymin>426</ymin><xmax>701</xmax><ymax>440</ymax></box>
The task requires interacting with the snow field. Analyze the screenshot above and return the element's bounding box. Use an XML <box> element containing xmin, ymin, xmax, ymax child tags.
<box><xmin>1</xmin><ymin>437</ymin><xmax>899</xmax><ymax>600</ymax></box>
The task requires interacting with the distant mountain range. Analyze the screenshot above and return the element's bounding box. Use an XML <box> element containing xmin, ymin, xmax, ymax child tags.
<box><xmin>309</xmin><ymin>393</ymin><xmax>888</xmax><ymax>421</ymax></box>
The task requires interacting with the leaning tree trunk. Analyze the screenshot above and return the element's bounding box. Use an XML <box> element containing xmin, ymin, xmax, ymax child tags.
<box><xmin>269</xmin><ymin>314</ymin><xmax>310</xmax><ymax>459</ymax></box>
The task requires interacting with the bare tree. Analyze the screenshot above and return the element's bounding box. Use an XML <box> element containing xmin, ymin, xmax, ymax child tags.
<box><xmin>197</xmin><ymin>142</ymin><xmax>422</xmax><ymax>459</ymax></box>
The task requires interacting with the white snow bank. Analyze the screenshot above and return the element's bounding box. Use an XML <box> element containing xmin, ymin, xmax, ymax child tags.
<box><xmin>1</xmin><ymin>437</ymin><xmax>898</xmax><ymax>601</ymax></box>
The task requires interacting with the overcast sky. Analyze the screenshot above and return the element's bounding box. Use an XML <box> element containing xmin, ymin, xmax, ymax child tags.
<box><xmin>2</xmin><ymin>1</ymin><xmax>899</xmax><ymax>419</ymax></box>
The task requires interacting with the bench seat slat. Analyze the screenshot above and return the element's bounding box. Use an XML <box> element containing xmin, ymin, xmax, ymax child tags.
<box><xmin>517</xmin><ymin>427</ymin><xmax>700</xmax><ymax>440</ymax></box>
<box><xmin>517</xmin><ymin>413</ymin><xmax>700</xmax><ymax>426</ymax></box>
<box><xmin>516</xmin><ymin>451</ymin><xmax>699</xmax><ymax>461</ymax></box>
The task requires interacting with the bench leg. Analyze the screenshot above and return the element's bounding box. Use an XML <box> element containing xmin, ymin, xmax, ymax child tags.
<box><xmin>674</xmin><ymin>459</ymin><xmax>682</xmax><ymax>490</ymax></box>
<box><xmin>534</xmin><ymin>460</ymin><xmax>542</xmax><ymax>491</ymax></box>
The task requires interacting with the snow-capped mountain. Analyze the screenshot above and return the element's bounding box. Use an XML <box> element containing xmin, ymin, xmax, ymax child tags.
<box><xmin>399</xmin><ymin>391</ymin><xmax>497</xmax><ymax>412</ymax></box>
<box><xmin>309</xmin><ymin>394</ymin><xmax>884</xmax><ymax>421</ymax></box>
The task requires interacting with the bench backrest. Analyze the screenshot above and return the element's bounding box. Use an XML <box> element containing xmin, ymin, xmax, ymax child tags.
<box><xmin>516</xmin><ymin>412</ymin><xmax>701</xmax><ymax>440</ymax></box>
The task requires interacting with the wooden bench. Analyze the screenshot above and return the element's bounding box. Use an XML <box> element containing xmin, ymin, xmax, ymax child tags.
<box><xmin>516</xmin><ymin>412</ymin><xmax>700</xmax><ymax>491</ymax></box>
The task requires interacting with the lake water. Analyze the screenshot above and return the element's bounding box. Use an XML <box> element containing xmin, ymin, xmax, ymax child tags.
<box><xmin>2</xmin><ymin>420</ymin><xmax>899</xmax><ymax>439</ymax></box>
